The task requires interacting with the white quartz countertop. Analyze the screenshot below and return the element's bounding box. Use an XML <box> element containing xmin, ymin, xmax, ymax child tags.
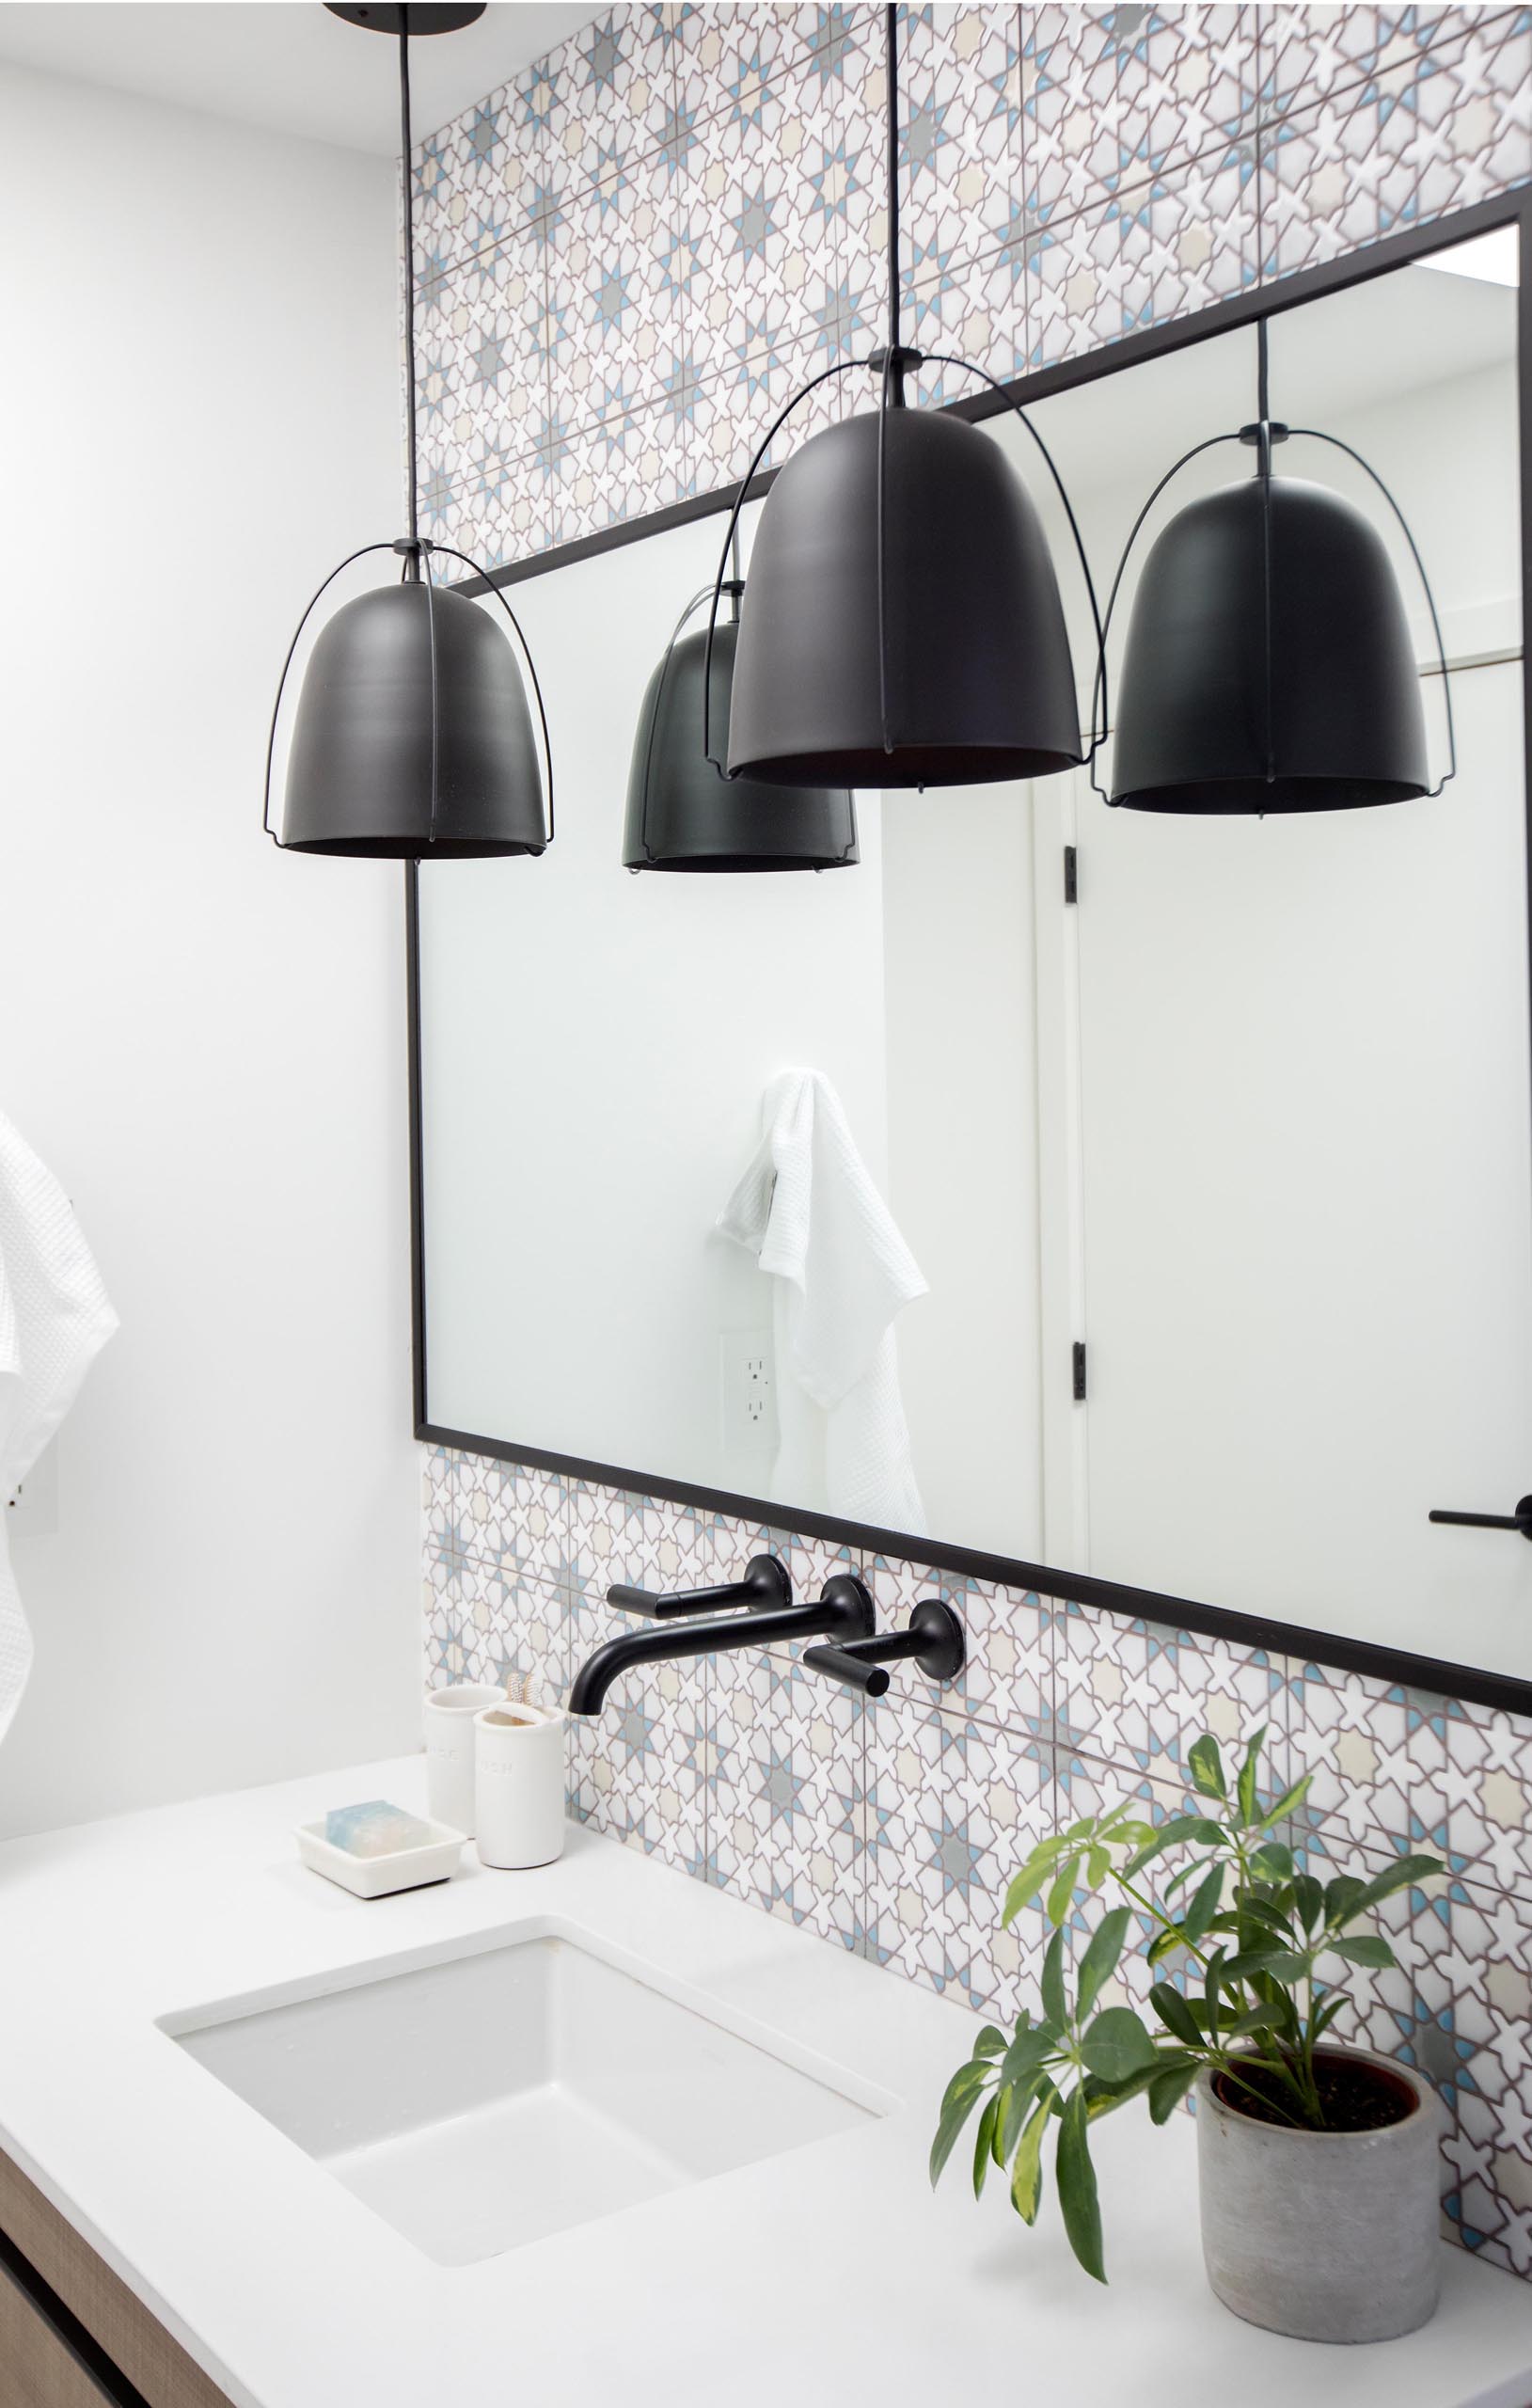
<box><xmin>2</xmin><ymin>1754</ymin><xmax>1531</xmax><ymax>2408</ymax></box>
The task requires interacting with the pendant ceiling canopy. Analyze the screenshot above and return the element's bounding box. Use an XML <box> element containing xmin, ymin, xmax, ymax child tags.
<box><xmin>705</xmin><ymin>3</ymin><xmax>1094</xmax><ymax>796</ymax></box>
<box><xmin>624</xmin><ymin>587</ymin><xmax>858</xmax><ymax>871</ymax></box>
<box><xmin>1104</xmin><ymin>320</ymin><xmax>1451</xmax><ymax>816</ymax></box>
<box><xmin>265</xmin><ymin>2</ymin><xmax>550</xmax><ymax>862</ymax></box>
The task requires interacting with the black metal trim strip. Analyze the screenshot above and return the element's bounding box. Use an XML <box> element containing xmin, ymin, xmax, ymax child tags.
<box><xmin>412</xmin><ymin>189</ymin><xmax>1532</xmax><ymax>1723</ymax></box>
<box><xmin>0</xmin><ymin>2221</ymin><xmax>152</xmax><ymax>2408</ymax></box>
<box><xmin>415</xmin><ymin>1417</ymin><xmax>1532</xmax><ymax>1719</ymax></box>
<box><xmin>405</xmin><ymin>860</ymin><xmax>428</xmax><ymax>1433</ymax></box>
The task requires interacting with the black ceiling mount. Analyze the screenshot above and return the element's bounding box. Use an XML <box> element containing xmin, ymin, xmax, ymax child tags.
<box><xmin>324</xmin><ymin>5</ymin><xmax>486</xmax><ymax>34</ymax></box>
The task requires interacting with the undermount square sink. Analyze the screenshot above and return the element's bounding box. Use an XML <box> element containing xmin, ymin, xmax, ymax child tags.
<box><xmin>164</xmin><ymin>1925</ymin><xmax>878</xmax><ymax>2266</ymax></box>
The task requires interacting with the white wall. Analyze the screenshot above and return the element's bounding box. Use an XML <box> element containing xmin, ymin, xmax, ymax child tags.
<box><xmin>881</xmin><ymin>785</ymin><xmax>1044</xmax><ymax>1560</ymax></box>
<box><xmin>0</xmin><ymin>62</ymin><xmax>419</xmax><ymax>1834</ymax></box>
<box><xmin>419</xmin><ymin>506</ymin><xmax>892</xmax><ymax>1515</ymax></box>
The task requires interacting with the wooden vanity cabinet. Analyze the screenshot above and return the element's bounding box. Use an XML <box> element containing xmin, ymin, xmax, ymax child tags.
<box><xmin>0</xmin><ymin>2147</ymin><xmax>232</xmax><ymax>2408</ymax></box>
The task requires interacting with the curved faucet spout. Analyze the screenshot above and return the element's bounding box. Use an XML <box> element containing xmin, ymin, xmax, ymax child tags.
<box><xmin>568</xmin><ymin>1580</ymin><xmax>874</xmax><ymax>1715</ymax></box>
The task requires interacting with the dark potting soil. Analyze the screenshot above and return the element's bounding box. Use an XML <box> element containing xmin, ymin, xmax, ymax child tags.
<box><xmin>1211</xmin><ymin>2053</ymin><xmax>1416</xmax><ymax>2132</ymax></box>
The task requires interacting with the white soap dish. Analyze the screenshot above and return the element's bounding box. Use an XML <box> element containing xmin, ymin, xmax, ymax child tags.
<box><xmin>296</xmin><ymin>1808</ymin><xmax>466</xmax><ymax>1899</ymax></box>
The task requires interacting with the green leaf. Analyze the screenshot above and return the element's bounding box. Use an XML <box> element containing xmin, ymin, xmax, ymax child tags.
<box><xmin>1340</xmin><ymin>1854</ymin><xmax>1445</xmax><ymax>1921</ymax></box>
<box><xmin>1218</xmin><ymin>1944</ymin><xmax>1309</xmax><ymax>1988</ymax></box>
<box><xmin>1046</xmin><ymin>1855</ymin><xmax>1082</xmax><ymax>1926</ymax></box>
<box><xmin>972</xmin><ymin>2024</ymin><xmax>1007</xmax><ymax>2060</ymax></box>
<box><xmin>929</xmin><ymin>2064</ymin><xmax>992</xmax><ymax>2187</ymax></box>
<box><xmin>1236</xmin><ymin>1726</ymin><xmax>1268</xmax><ymax>1823</ymax></box>
<box><xmin>1249</xmin><ymin>1839</ymin><xmax>1295</xmax><ymax>1880</ymax></box>
<box><xmin>1257</xmin><ymin>1774</ymin><xmax>1314</xmax><ymax>1831</ymax></box>
<box><xmin>972</xmin><ymin>2092</ymin><xmax>999</xmax><ymax>2198</ymax></box>
<box><xmin>1081</xmin><ymin>2006</ymin><xmax>1159</xmax><ymax>2083</ymax></box>
<box><xmin>992</xmin><ymin>2085</ymin><xmax>1016</xmax><ymax>2165</ymax></box>
<box><xmin>1040</xmin><ymin>1926</ymin><xmax>1069</xmax><ymax>2029</ymax></box>
<box><xmin>1122</xmin><ymin>1814</ymin><xmax>1224</xmax><ymax>1879</ymax></box>
<box><xmin>1148</xmin><ymin>2062</ymin><xmax>1200</xmax><ymax>2125</ymax></box>
<box><xmin>1323</xmin><ymin>1874</ymin><xmax>1365</xmax><ymax>1925</ymax></box>
<box><xmin>1187</xmin><ymin>1734</ymin><xmax>1227</xmax><ymax>1800</ymax></box>
<box><xmin>1236</xmin><ymin>1894</ymin><xmax>1296</xmax><ymax>1939</ymax></box>
<box><xmin>1182</xmin><ymin>1862</ymin><xmax>1225</xmax><ymax>1944</ymax></box>
<box><xmin>1293</xmin><ymin>1874</ymin><xmax>1324</xmax><ymax>1933</ymax></box>
<box><xmin>997</xmin><ymin>2080</ymin><xmax>1030</xmax><ymax>2161</ymax></box>
<box><xmin>1056</xmin><ymin>2092</ymin><xmax>1107</xmax><ymax>2283</ymax></box>
<box><xmin>1311</xmin><ymin>1992</ymin><xmax>1348</xmax><ymax>2044</ymax></box>
<box><xmin>1003</xmin><ymin>1856</ymin><xmax>1062</xmax><ymax>1927</ymax></box>
<box><xmin>1076</xmin><ymin>1907</ymin><xmax>1132</xmax><ymax>2021</ymax></box>
<box><xmin>1149</xmin><ymin>1980</ymin><xmax>1205</xmax><ymax>2050</ymax></box>
<box><xmin>1010</xmin><ymin>2101</ymin><xmax>1050</xmax><ymax>2225</ymax></box>
<box><xmin>1221</xmin><ymin>2004</ymin><xmax>1284</xmax><ymax>2040</ymax></box>
<box><xmin>1001</xmin><ymin>2025</ymin><xmax>1056</xmax><ymax>2092</ymax></box>
<box><xmin>1328</xmin><ymin>1934</ymin><xmax>1396</xmax><ymax>1969</ymax></box>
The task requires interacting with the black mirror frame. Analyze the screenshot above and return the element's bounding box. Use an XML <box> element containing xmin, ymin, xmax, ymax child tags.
<box><xmin>409</xmin><ymin>187</ymin><xmax>1532</xmax><ymax>1721</ymax></box>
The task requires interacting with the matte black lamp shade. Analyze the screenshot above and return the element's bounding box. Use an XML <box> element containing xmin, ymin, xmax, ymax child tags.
<box><xmin>1111</xmin><ymin>475</ymin><xmax>1430</xmax><ymax>814</ymax></box>
<box><xmin>281</xmin><ymin>581</ymin><xmax>546</xmax><ymax>857</ymax></box>
<box><xmin>624</xmin><ymin>617</ymin><xmax>858</xmax><ymax>871</ymax></box>
<box><xmin>726</xmin><ymin>408</ymin><xmax>1083</xmax><ymax>789</ymax></box>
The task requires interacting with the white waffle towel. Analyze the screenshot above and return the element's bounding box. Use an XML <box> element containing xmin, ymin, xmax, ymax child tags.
<box><xmin>0</xmin><ymin>1112</ymin><xmax>118</xmax><ymax>1742</ymax></box>
<box><xmin>719</xmin><ymin>1069</ymin><xmax>927</xmax><ymax>1534</ymax></box>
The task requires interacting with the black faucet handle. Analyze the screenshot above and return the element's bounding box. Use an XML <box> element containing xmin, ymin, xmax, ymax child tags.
<box><xmin>803</xmin><ymin>1597</ymin><xmax>965</xmax><ymax>1696</ymax></box>
<box><xmin>606</xmin><ymin>1551</ymin><xmax>792</xmax><ymax>1619</ymax></box>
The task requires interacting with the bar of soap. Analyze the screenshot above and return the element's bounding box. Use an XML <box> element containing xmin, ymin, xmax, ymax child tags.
<box><xmin>324</xmin><ymin>1799</ymin><xmax>435</xmax><ymax>1858</ymax></box>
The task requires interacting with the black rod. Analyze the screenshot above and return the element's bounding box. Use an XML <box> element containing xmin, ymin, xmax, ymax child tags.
<box><xmin>399</xmin><ymin>8</ymin><xmax>419</xmax><ymax>549</ymax></box>
<box><xmin>885</xmin><ymin>1</ymin><xmax>902</xmax><ymax>397</ymax></box>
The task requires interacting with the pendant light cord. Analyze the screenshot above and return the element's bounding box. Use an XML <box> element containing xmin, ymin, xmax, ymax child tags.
<box><xmin>1257</xmin><ymin>316</ymin><xmax>1274</xmax><ymax>781</ymax></box>
<box><xmin>399</xmin><ymin>8</ymin><xmax>419</xmax><ymax>553</ymax></box>
<box><xmin>885</xmin><ymin>1</ymin><xmax>901</xmax><ymax>390</ymax></box>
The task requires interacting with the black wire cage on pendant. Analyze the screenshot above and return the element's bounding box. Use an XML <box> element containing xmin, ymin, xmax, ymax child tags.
<box><xmin>1099</xmin><ymin>316</ymin><xmax>1456</xmax><ymax>816</ymax></box>
<box><xmin>264</xmin><ymin>3</ymin><xmax>552</xmax><ymax>861</ymax></box>
<box><xmin>623</xmin><ymin>564</ymin><xmax>859</xmax><ymax>871</ymax></box>
<box><xmin>700</xmin><ymin>2</ymin><xmax>1106</xmax><ymax>794</ymax></box>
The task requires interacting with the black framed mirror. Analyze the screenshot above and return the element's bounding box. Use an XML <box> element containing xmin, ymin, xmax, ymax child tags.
<box><xmin>410</xmin><ymin>191</ymin><xmax>1532</xmax><ymax>1719</ymax></box>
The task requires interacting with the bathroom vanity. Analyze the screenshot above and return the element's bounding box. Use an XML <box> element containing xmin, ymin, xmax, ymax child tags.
<box><xmin>0</xmin><ymin>1766</ymin><xmax>1530</xmax><ymax>2408</ymax></box>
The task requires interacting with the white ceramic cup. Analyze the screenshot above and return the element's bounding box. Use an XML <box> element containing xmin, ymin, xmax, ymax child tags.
<box><xmin>422</xmin><ymin>1684</ymin><xmax>504</xmax><ymax>1834</ymax></box>
<box><xmin>474</xmin><ymin>1702</ymin><xmax>567</xmax><ymax>1870</ymax></box>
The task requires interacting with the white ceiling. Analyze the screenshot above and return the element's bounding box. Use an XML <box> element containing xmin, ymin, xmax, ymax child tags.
<box><xmin>0</xmin><ymin>1</ymin><xmax>596</xmax><ymax>150</ymax></box>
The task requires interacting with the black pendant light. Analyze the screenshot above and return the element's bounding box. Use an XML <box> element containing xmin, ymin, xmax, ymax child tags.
<box><xmin>264</xmin><ymin>3</ymin><xmax>551</xmax><ymax>860</ymax></box>
<box><xmin>624</xmin><ymin>541</ymin><xmax>858</xmax><ymax>871</ymax></box>
<box><xmin>702</xmin><ymin>4</ymin><xmax>1100</xmax><ymax>792</ymax></box>
<box><xmin>1101</xmin><ymin>318</ymin><xmax>1455</xmax><ymax>816</ymax></box>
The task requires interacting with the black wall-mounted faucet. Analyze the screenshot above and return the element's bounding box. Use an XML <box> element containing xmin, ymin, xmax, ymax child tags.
<box><xmin>803</xmin><ymin>1596</ymin><xmax>965</xmax><ymax>1697</ymax></box>
<box><xmin>605</xmin><ymin>1552</ymin><xmax>793</xmax><ymax>1618</ymax></box>
<box><xmin>568</xmin><ymin>1560</ymin><xmax>876</xmax><ymax>1716</ymax></box>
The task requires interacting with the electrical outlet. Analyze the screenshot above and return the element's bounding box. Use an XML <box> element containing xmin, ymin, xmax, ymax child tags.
<box><xmin>6</xmin><ymin>1441</ymin><xmax>57</xmax><ymax>1538</ymax></box>
<box><xmin>721</xmin><ymin>1331</ymin><xmax>775</xmax><ymax>1457</ymax></box>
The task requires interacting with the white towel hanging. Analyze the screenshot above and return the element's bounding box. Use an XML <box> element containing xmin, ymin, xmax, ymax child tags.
<box><xmin>0</xmin><ymin>1112</ymin><xmax>118</xmax><ymax>1742</ymax></box>
<box><xmin>719</xmin><ymin>1069</ymin><xmax>927</xmax><ymax>1534</ymax></box>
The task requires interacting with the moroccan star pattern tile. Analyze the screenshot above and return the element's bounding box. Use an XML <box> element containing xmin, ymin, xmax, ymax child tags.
<box><xmin>418</xmin><ymin>0</ymin><xmax>1532</xmax><ymax>2280</ymax></box>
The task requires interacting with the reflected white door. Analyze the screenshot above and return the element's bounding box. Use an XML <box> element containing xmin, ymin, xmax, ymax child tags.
<box><xmin>1068</xmin><ymin>660</ymin><xmax>1532</xmax><ymax>1675</ymax></box>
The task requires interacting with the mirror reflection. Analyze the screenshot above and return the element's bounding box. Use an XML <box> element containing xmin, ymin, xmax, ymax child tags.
<box><xmin>419</xmin><ymin>223</ymin><xmax>1526</xmax><ymax>1684</ymax></box>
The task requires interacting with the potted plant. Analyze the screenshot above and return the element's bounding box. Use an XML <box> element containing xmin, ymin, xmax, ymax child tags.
<box><xmin>930</xmin><ymin>1728</ymin><xmax>1445</xmax><ymax>2343</ymax></box>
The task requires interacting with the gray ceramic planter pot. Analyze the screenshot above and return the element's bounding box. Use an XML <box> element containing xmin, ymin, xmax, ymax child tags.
<box><xmin>1196</xmin><ymin>2051</ymin><xmax>1443</xmax><ymax>2344</ymax></box>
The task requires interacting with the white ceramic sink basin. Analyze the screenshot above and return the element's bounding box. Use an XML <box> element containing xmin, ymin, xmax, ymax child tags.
<box><xmin>164</xmin><ymin>1922</ymin><xmax>879</xmax><ymax>2266</ymax></box>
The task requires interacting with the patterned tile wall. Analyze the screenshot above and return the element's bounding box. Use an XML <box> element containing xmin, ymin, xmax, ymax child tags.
<box><xmin>412</xmin><ymin>3</ymin><xmax>1532</xmax><ymax>569</ymax></box>
<box><xmin>419</xmin><ymin>1</ymin><xmax>1532</xmax><ymax>2287</ymax></box>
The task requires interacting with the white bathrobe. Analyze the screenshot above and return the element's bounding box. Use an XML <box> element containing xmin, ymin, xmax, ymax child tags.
<box><xmin>0</xmin><ymin>1112</ymin><xmax>118</xmax><ymax>1742</ymax></box>
<box><xmin>719</xmin><ymin>1069</ymin><xmax>927</xmax><ymax>1535</ymax></box>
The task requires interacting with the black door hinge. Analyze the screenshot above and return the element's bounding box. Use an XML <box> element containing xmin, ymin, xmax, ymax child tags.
<box><xmin>1072</xmin><ymin>1340</ymin><xmax>1087</xmax><ymax>1402</ymax></box>
<box><xmin>1064</xmin><ymin>845</ymin><xmax>1078</xmax><ymax>905</ymax></box>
